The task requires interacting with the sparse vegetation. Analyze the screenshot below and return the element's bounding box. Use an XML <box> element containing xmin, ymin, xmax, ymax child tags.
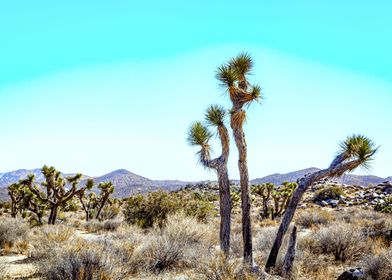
<box><xmin>374</xmin><ymin>195</ymin><xmax>392</xmax><ymax>213</ymax></box>
<box><xmin>314</xmin><ymin>185</ymin><xmax>344</xmax><ymax>202</ymax></box>
<box><xmin>312</xmin><ymin>223</ymin><xmax>369</xmax><ymax>262</ymax></box>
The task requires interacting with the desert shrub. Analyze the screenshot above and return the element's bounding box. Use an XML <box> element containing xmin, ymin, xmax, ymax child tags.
<box><xmin>312</xmin><ymin>224</ymin><xmax>368</xmax><ymax>262</ymax></box>
<box><xmin>299</xmin><ymin>252</ymin><xmax>335</xmax><ymax>280</ymax></box>
<box><xmin>362</xmin><ymin>250</ymin><xmax>392</xmax><ymax>280</ymax></box>
<box><xmin>179</xmin><ymin>192</ymin><xmax>214</xmax><ymax>222</ymax></box>
<box><xmin>195</xmin><ymin>252</ymin><xmax>257</xmax><ymax>280</ymax></box>
<box><xmin>123</xmin><ymin>191</ymin><xmax>177</xmax><ymax>228</ymax></box>
<box><xmin>254</xmin><ymin>226</ymin><xmax>278</xmax><ymax>254</ymax></box>
<box><xmin>295</xmin><ymin>209</ymin><xmax>334</xmax><ymax>228</ymax></box>
<box><xmin>30</xmin><ymin>224</ymin><xmax>75</xmax><ymax>260</ymax></box>
<box><xmin>39</xmin><ymin>239</ymin><xmax>126</xmax><ymax>280</ymax></box>
<box><xmin>313</xmin><ymin>185</ymin><xmax>344</xmax><ymax>202</ymax></box>
<box><xmin>134</xmin><ymin>213</ymin><xmax>210</xmax><ymax>273</ymax></box>
<box><xmin>0</xmin><ymin>217</ymin><xmax>29</xmax><ymax>249</ymax></box>
<box><xmin>84</xmin><ymin>220</ymin><xmax>104</xmax><ymax>233</ymax></box>
<box><xmin>361</xmin><ymin>217</ymin><xmax>392</xmax><ymax>244</ymax></box>
<box><xmin>123</xmin><ymin>191</ymin><xmax>214</xmax><ymax>228</ymax></box>
<box><xmin>99</xmin><ymin>202</ymin><xmax>121</xmax><ymax>220</ymax></box>
<box><xmin>374</xmin><ymin>195</ymin><xmax>392</xmax><ymax>213</ymax></box>
<box><xmin>103</xmin><ymin>220</ymin><xmax>121</xmax><ymax>231</ymax></box>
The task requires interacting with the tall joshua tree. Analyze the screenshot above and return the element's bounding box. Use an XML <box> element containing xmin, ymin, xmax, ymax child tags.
<box><xmin>216</xmin><ymin>53</ymin><xmax>261</xmax><ymax>266</ymax></box>
<box><xmin>187</xmin><ymin>105</ymin><xmax>232</xmax><ymax>256</ymax></box>
<box><xmin>265</xmin><ymin>135</ymin><xmax>378</xmax><ymax>271</ymax></box>
<box><xmin>27</xmin><ymin>165</ymin><xmax>87</xmax><ymax>224</ymax></box>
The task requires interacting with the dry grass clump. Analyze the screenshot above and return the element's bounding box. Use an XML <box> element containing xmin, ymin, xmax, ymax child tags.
<box><xmin>298</xmin><ymin>252</ymin><xmax>335</xmax><ymax>280</ymax></box>
<box><xmin>29</xmin><ymin>224</ymin><xmax>75</xmax><ymax>259</ymax></box>
<box><xmin>132</xmin><ymin>212</ymin><xmax>212</xmax><ymax>274</ymax></box>
<box><xmin>83</xmin><ymin>219</ymin><xmax>121</xmax><ymax>233</ymax></box>
<box><xmin>195</xmin><ymin>252</ymin><xmax>258</xmax><ymax>280</ymax></box>
<box><xmin>0</xmin><ymin>217</ymin><xmax>29</xmax><ymax>252</ymax></box>
<box><xmin>311</xmin><ymin>223</ymin><xmax>369</xmax><ymax>262</ymax></box>
<box><xmin>362</xmin><ymin>249</ymin><xmax>392</xmax><ymax>280</ymax></box>
<box><xmin>295</xmin><ymin>208</ymin><xmax>334</xmax><ymax>228</ymax></box>
<box><xmin>39</xmin><ymin>239</ymin><xmax>127</xmax><ymax>280</ymax></box>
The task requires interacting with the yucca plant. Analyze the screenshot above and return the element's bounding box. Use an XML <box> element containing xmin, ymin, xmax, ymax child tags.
<box><xmin>187</xmin><ymin>105</ymin><xmax>232</xmax><ymax>256</ymax></box>
<box><xmin>265</xmin><ymin>135</ymin><xmax>378</xmax><ymax>271</ymax></box>
<box><xmin>216</xmin><ymin>53</ymin><xmax>261</xmax><ymax>266</ymax></box>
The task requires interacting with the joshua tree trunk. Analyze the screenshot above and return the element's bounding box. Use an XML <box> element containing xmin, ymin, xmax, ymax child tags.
<box><xmin>48</xmin><ymin>204</ymin><xmax>58</xmax><ymax>225</ymax></box>
<box><xmin>281</xmin><ymin>226</ymin><xmax>297</xmax><ymax>278</ymax></box>
<box><xmin>11</xmin><ymin>201</ymin><xmax>17</xmax><ymax>218</ymax></box>
<box><xmin>232</xmin><ymin>121</ymin><xmax>253</xmax><ymax>267</ymax></box>
<box><xmin>218</xmin><ymin>165</ymin><xmax>232</xmax><ymax>256</ymax></box>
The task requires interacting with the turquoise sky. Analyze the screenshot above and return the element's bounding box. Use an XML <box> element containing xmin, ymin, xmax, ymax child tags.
<box><xmin>0</xmin><ymin>1</ymin><xmax>391</xmax><ymax>180</ymax></box>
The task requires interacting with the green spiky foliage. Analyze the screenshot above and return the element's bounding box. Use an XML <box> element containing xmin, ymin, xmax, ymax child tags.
<box><xmin>335</xmin><ymin>134</ymin><xmax>378</xmax><ymax>172</ymax></box>
<box><xmin>205</xmin><ymin>105</ymin><xmax>227</xmax><ymax>127</ymax></box>
<box><xmin>19</xmin><ymin>175</ymin><xmax>47</xmax><ymax>225</ymax></box>
<box><xmin>26</xmin><ymin>165</ymin><xmax>88</xmax><ymax>224</ymax></box>
<box><xmin>216</xmin><ymin>52</ymin><xmax>262</xmax><ymax>117</ymax></box>
<box><xmin>187</xmin><ymin>121</ymin><xmax>213</xmax><ymax>166</ymax></box>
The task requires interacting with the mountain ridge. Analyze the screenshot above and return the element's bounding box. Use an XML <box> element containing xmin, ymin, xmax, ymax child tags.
<box><xmin>0</xmin><ymin>167</ymin><xmax>390</xmax><ymax>200</ymax></box>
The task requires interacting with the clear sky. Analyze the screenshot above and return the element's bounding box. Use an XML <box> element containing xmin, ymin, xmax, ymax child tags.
<box><xmin>0</xmin><ymin>1</ymin><xmax>391</xmax><ymax>180</ymax></box>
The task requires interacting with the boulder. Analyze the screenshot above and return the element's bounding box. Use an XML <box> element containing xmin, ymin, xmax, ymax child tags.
<box><xmin>337</xmin><ymin>268</ymin><xmax>364</xmax><ymax>280</ymax></box>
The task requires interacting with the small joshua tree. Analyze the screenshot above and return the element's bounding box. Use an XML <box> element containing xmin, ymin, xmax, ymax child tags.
<box><xmin>19</xmin><ymin>175</ymin><xmax>47</xmax><ymax>225</ymax></box>
<box><xmin>265</xmin><ymin>135</ymin><xmax>378</xmax><ymax>271</ymax></box>
<box><xmin>78</xmin><ymin>180</ymin><xmax>114</xmax><ymax>221</ymax></box>
<box><xmin>252</xmin><ymin>182</ymin><xmax>296</xmax><ymax>220</ymax></box>
<box><xmin>27</xmin><ymin>166</ymin><xmax>88</xmax><ymax>224</ymax></box>
<box><xmin>216</xmin><ymin>53</ymin><xmax>261</xmax><ymax>266</ymax></box>
<box><xmin>78</xmin><ymin>179</ymin><xmax>97</xmax><ymax>221</ymax></box>
<box><xmin>95</xmin><ymin>182</ymin><xmax>114</xmax><ymax>220</ymax></box>
<box><xmin>8</xmin><ymin>182</ymin><xmax>26</xmax><ymax>218</ymax></box>
<box><xmin>187</xmin><ymin>105</ymin><xmax>232</xmax><ymax>256</ymax></box>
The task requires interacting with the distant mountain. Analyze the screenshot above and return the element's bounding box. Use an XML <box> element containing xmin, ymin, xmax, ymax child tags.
<box><xmin>251</xmin><ymin>167</ymin><xmax>320</xmax><ymax>185</ymax></box>
<box><xmin>0</xmin><ymin>167</ymin><xmax>390</xmax><ymax>200</ymax></box>
<box><xmin>0</xmin><ymin>168</ymin><xmax>190</xmax><ymax>200</ymax></box>
<box><xmin>83</xmin><ymin>169</ymin><xmax>168</xmax><ymax>198</ymax></box>
<box><xmin>0</xmin><ymin>169</ymin><xmax>84</xmax><ymax>200</ymax></box>
<box><xmin>251</xmin><ymin>167</ymin><xmax>389</xmax><ymax>186</ymax></box>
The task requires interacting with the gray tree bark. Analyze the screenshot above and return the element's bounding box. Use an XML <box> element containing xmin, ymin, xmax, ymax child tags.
<box><xmin>265</xmin><ymin>155</ymin><xmax>374</xmax><ymax>271</ymax></box>
<box><xmin>232</xmin><ymin>122</ymin><xmax>253</xmax><ymax>267</ymax></box>
<box><xmin>282</xmin><ymin>225</ymin><xmax>297</xmax><ymax>278</ymax></box>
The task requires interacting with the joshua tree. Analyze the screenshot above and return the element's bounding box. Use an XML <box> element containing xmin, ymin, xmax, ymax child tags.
<box><xmin>187</xmin><ymin>105</ymin><xmax>232</xmax><ymax>256</ymax></box>
<box><xmin>78</xmin><ymin>179</ymin><xmax>97</xmax><ymax>221</ymax></box>
<box><xmin>19</xmin><ymin>175</ymin><xmax>46</xmax><ymax>225</ymax></box>
<box><xmin>216</xmin><ymin>53</ymin><xmax>261</xmax><ymax>266</ymax></box>
<box><xmin>95</xmin><ymin>182</ymin><xmax>114</xmax><ymax>220</ymax></box>
<box><xmin>265</xmin><ymin>135</ymin><xmax>378</xmax><ymax>271</ymax></box>
<box><xmin>8</xmin><ymin>182</ymin><xmax>26</xmax><ymax>218</ymax></box>
<box><xmin>78</xmin><ymin>180</ymin><xmax>114</xmax><ymax>221</ymax></box>
<box><xmin>27</xmin><ymin>165</ymin><xmax>88</xmax><ymax>224</ymax></box>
